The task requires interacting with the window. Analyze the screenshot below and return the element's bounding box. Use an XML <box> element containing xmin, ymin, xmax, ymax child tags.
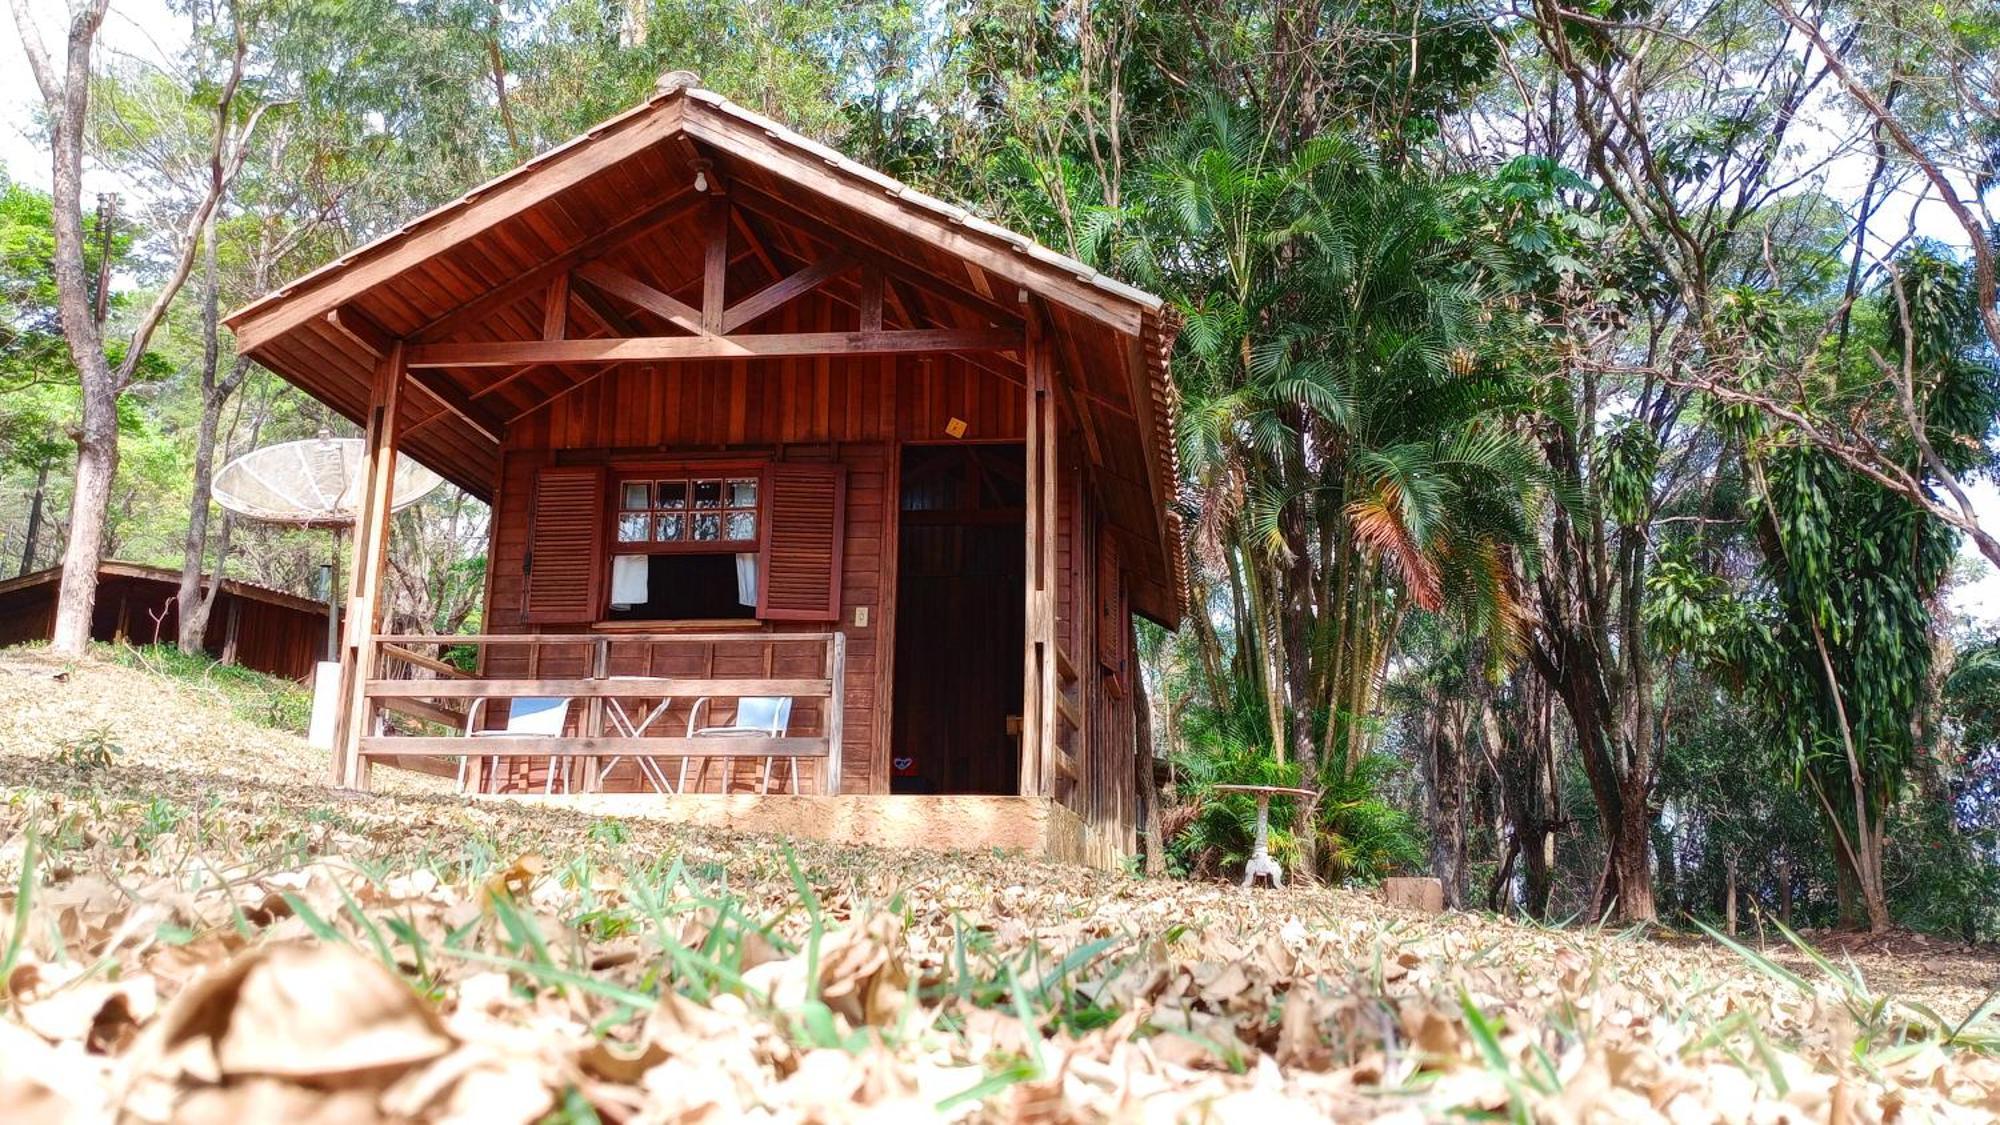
<box><xmin>616</xmin><ymin>476</ymin><xmax>758</xmax><ymax>546</ymax></box>
<box><xmin>607</xmin><ymin>470</ymin><xmax>762</xmax><ymax>621</ymax></box>
<box><xmin>606</xmin><ymin>555</ymin><xmax>755</xmax><ymax>620</ymax></box>
<box><xmin>516</xmin><ymin>461</ymin><xmax>845</xmax><ymax>624</ymax></box>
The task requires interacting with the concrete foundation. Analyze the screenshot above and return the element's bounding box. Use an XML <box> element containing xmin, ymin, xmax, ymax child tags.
<box><xmin>486</xmin><ymin>793</ymin><xmax>1127</xmax><ymax>870</ymax></box>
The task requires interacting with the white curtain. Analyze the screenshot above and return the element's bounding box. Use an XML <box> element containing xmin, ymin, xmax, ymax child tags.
<box><xmin>735</xmin><ymin>552</ymin><xmax>758</xmax><ymax>606</ymax></box>
<box><xmin>610</xmin><ymin>554</ymin><xmax>649</xmax><ymax>609</ymax></box>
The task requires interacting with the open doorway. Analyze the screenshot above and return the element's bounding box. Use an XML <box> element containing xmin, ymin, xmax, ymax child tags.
<box><xmin>891</xmin><ymin>443</ymin><xmax>1025</xmax><ymax>795</ymax></box>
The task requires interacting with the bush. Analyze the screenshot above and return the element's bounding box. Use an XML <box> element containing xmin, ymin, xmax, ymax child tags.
<box><xmin>1164</xmin><ymin>685</ymin><xmax>1422</xmax><ymax>884</ymax></box>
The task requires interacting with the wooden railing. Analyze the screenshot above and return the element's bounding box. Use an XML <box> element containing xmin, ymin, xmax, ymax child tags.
<box><xmin>356</xmin><ymin>631</ymin><xmax>845</xmax><ymax>795</ymax></box>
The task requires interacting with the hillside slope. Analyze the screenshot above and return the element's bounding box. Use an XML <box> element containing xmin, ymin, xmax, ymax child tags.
<box><xmin>2</xmin><ymin>647</ymin><xmax>1997</xmax><ymax>1122</ymax></box>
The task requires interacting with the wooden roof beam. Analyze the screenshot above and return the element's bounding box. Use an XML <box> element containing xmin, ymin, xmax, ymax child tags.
<box><xmin>402</xmin><ymin>369</ymin><xmax>502</xmax><ymax>443</ymax></box>
<box><xmin>574</xmin><ymin>261</ymin><xmax>706</xmax><ymax>336</ymax></box>
<box><xmin>730</xmin><ymin>183</ymin><xmax>1022</xmax><ymax>328</ymax></box>
<box><xmin>687</xmin><ymin>110</ymin><xmax>1142</xmax><ymax>335</ymax></box>
<box><xmin>409</xmin><ymin>189</ymin><xmax>703</xmax><ymax>344</ymax></box>
<box><xmin>541</xmin><ymin>274</ymin><xmax>568</xmax><ymax>340</ymax></box>
<box><xmin>700</xmin><ymin>195</ymin><xmax>728</xmax><ymax>332</ymax></box>
<box><xmin>466</xmin><ymin>362</ymin><xmax>551</xmax><ymax>403</ymax></box>
<box><xmin>409</xmin><ymin>328</ymin><xmax>1023</xmax><ymax>368</ymax></box>
<box><xmin>504</xmin><ymin>361</ymin><xmax>622</xmax><ymax>424</ymax></box>
<box><xmin>730</xmin><ymin>204</ymin><xmax>785</xmax><ymax>284</ymax></box>
<box><xmin>325</xmin><ymin>306</ymin><xmax>393</xmax><ymax>357</ymax></box>
<box><xmin>568</xmin><ymin>275</ymin><xmax>645</xmax><ymax>337</ymax></box>
<box><xmin>229</xmin><ymin>99</ymin><xmax>689</xmax><ymax>350</ymax></box>
<box><xmin>720</xmin><ymin>253</ymin><xmax>852</xmax><ymax>333</ymax></box>
<box><xmin>1052</xmin><ymin>311</ymin><xmax>1107</xmax><ymax>467</ymax></box>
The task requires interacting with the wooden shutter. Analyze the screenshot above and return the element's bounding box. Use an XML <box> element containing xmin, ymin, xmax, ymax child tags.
<box><xmin>523</xmin><ymin>465</ymin><xmax>605</xmax><ymax>623</ymax></box>
<box><xmin>756</xmin><ymin>462</ymin><xmax>846</xmax><ymax>621</ymax></box>
<box><xmin>1096</xmin><ymin>532</ymin><xmax>1124</xmax><ymax>672</ymax></box>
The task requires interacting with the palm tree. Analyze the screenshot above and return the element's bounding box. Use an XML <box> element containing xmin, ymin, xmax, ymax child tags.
<box><xmin>1104</xmin><ymin>100</ymin><xmax>1553</xmax><ymax>877</ymax></box>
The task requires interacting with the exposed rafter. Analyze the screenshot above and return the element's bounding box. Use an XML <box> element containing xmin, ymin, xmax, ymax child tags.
<box><xmin>721</xmin><ymin>253</ymin><xmax>851</xmax><ymax>333</ymax></box>
<box><xmin>540</xmin><ymin>274</ymin><xmax>568</xmax><ymax>340</ymax></box>
<box><xmin>701</xmin><ymin>195</ymin><xmax>729</xmax><ymax>333</ymax></box>
<box><xmin>409</xmin><ymin>190</ymin><xmax>703</xmax><ymax>344</ymax></box>
<box><xmin>574</xmin><ymin>261</ymin><xmax>705</xmax><ymax>336</ymax></box>
<box><xmin>730</xmin><ymin>183</ymin><xmax>1022</xmax><ymax>327</ymax></box>
<box><xmin>323</xmin><ymin>306</ymin><xmax>504</xmax><ymax>441</ymax></box>
<box><xmin>228</xmin><ymin>99</ymin><xmax>692</xmax><ymax>352</ymax></box>
<box><xmin>409</xmin><ymin>328</ymin><xmax>1023</xmax><ymax>368</ymax></box>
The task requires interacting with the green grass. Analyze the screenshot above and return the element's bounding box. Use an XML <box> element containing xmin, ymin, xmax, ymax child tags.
<box><xmin>104</xmin><ymin>642</ymin><xmax>313</xmax><ymax>734</ymax></box>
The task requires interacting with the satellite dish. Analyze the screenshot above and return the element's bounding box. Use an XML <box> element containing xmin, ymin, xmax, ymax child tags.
<box><xmin>214</xmin><ymin>435</ymin><xmax>444</xmax><ymax>527</ymax></box>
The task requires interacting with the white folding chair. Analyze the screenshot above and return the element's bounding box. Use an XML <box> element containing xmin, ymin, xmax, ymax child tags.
<box><xmin>460</xmin><ymin>696</ymin><xmax>571</xmax><ymax>794</ymax></box>
<box><xmin>682</xmin><ymin>696</ymin><xmax>795</xmax><ymax>794</ymax></box>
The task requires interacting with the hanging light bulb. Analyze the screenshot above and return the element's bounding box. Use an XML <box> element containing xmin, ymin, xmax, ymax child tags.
<box><xmin>694</xmin><ymin>170</ymin><xmax>708</xmax><ymax>193</ymax></box>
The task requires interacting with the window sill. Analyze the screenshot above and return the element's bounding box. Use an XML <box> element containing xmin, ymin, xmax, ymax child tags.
<box><xmin>591</xmin><ymin>619</ymin><xmax>768</xmax><ymax>634</ymax></box>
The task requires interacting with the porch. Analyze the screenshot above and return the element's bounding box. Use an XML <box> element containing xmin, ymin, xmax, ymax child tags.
<box><xmin>359</xmin><ymin>630</ymin><xmax>846</xmax><ymax>795</ymax></box>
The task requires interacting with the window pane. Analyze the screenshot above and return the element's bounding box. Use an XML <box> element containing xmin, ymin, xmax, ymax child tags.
<box><xmin>728</xmin><ymin>478</ymin><xmax>758</xmax><ymax>508</ymax></box>
<box><xmin>693</xmin><ymin>513</ymin><xmax>722</xmax><ymax>541</ymax></box>
<box><xmin>655</xmin><ymin>514</ymin><xmax>684</xmax><ymax>541</ymax></box>
<box><xmin>726</xmin><ymin>512</ymin><xmax>756</xmax><ymax>540</ymax></box>
<box><xmin>620</xmin><ymin>481</ymin><xmax>650</xmax><ymax>510</ymax></box>
<box><xmin>693</xmin><ymin>480</ymin><xmax>723</xmax><ymax>509</ymax></box>
<box><xmin>617</xmin><ymin>514</ymin><xmax>649</xmax><ymax>542</ymax></box>
<box><xmin>657</xmin><ymin>480</ymin><xmax>688</xmax><ymax>509</ymax></box>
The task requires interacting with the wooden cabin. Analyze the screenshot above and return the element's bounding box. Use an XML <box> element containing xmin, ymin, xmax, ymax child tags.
<box><xmin>0</xmin><ymin>560</ymin><xmax>330</xmax><ymax>680</ymax></box>
<box><xmin>223</xmin><ymin>78</ymin><xmax>1183</xmax><ymax>866</ymax></box>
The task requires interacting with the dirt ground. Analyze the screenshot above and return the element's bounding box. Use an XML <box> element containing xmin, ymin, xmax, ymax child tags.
<box><xmin>3</xmin><ymin>647</ymin><xmax>1998</xmax><ymax>1122</ymax></box>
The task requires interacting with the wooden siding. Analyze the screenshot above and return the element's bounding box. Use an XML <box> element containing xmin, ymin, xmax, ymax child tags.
<box><xmin>484</xmin><ymin>343</ymin><xmax>1025</xmax><ymax>797</ymax></box>
<box><xmin>0</xmin><ymin>564</ymin><xmax>328</xmax><ymax>681</ymax></box>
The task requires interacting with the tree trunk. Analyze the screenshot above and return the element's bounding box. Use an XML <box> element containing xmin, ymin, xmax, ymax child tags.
<box><xmin>27</xmin><ymin>0</ymin><xmax>115</xmax><ymax>656</ymax></box>
<box><xmin>1486</xmin><ymin>835</ymin><xmax>1520</xmax><ymax>912</ymax></box>
<box><xmin>1776</xmin><ymin>854</ymin><xmax>1793</xmax><ymax>926</ymax></box>
<box><xmin>1538</xmin><ymin>637</ymin><xmax>1659</xmax><ymax>924</ymax></box>
<box><xmin>1480</xmin><ymin>681</ymin><xmax>1556</xmax><ymax>920</ymax></box>
<box><xmin>1832</xmin><ymin>850</ymin><xmax>1865</xmax><ymax>931</ymax></box>
<box><xmin>1522</xmin><ymin>825</ymin><xmax>1554</xmax><ymax>920</ymax></box>
<box><xmin>177</xmin><ymin>221</ymin><xmax>244</xmax><ymax>653</ymax></box>
<box><xmin>1826</xmin><ymin>812</ymin><xmax>1891</xmax><ymax>932</ymax></box>
<box><xmin>1426</xmin><ymin>698</ymin><xmax>1469</xmax><ymax>909</ymax></box>
<box><xmin>18</xmin><ymin>452</ymin><xmax>50</xmax><ymax>576</ymax></box>
<box><xmin>18</xmin><ymin>0</ymin><xmax>258</xmax><ymax>657</ymax></box>
<box><xmin>1606</xmin><ymin>793</ymin><xmax>1659</xmax><ymax>923</ymax></box>
<box><xmin>1725</xmin><ymin>857</ymin><xmax>1739</xmax><ymax>936</ymax></box>
<box><xmin>176</xmin><ymin>424</ymin><xmax>225</xmax><ymax>653</ymax></box>
<box><xmin>54</xmin><ymin>393</ymin><xmax>118</xmax><ymax>654</ymax></box>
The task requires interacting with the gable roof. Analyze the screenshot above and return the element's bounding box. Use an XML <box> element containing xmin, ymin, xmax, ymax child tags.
<box><xmin>0</xmin><ymin>561</ymin><xmax>328</xmax><ymax>618</ymax></box>
<box><xmin>224</xmin><ymin>83</ymin><xmax>1184</xmax><ymax>623</ymax></box>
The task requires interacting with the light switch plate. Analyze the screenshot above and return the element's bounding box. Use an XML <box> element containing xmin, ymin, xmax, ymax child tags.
<box><xmin>853</xmin><ymin>606</ymin><xmax>869</xmax><ymax>627</ymax></box>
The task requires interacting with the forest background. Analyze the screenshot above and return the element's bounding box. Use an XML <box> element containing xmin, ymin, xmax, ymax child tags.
<box><xmin>4</xmin><ymin>0</ymin><xmax>1998</xmax><ymax>938</ymax></box>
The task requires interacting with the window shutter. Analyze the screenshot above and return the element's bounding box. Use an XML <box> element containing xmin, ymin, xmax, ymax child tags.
<box><xmin>1096</xmin><ymin>532</ymin><xmax>1124</xmax><ymax>672</ymax></box>
<box><xmin>756</xmin><ymin>462</ymin><xmax>845</xmax><ymax>621</ymax></box>
<box><xmin>523</xmin><ymin>465</ymin><xmax>606</xmax><ymax>623</ymax></box>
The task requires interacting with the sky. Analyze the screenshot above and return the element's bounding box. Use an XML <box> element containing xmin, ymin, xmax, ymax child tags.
<box><xmin>2</xmin><ymin>0</ymin><xmax>1996</xmax><ymax>626</ymax></box>
<box><xmin>2</xmin><ymin>0</ymin><xmax>183</xmax><ymax>195</ymax></box>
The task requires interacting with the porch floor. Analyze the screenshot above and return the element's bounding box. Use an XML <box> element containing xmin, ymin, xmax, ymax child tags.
<box><xmin>477</xmin><ymin>793</ymin><xmax>1118</xmax><ymax>869</ymax></box>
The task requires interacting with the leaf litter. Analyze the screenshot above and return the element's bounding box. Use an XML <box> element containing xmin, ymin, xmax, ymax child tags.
<box><xmin>2</xmin><ymin>649</ymin><xmax>1999</xmax><ymax>1122</ymax></box>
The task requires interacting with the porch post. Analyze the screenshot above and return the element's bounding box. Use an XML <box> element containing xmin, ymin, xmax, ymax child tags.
<box><xmin>333</xmin><ymin>338</ymin><xmax>406</xmax><ymax>790</ymax></box>
<box><xmin>1021</xmin><ymin>309</ymin><xmax>1058</xmax><ymax>798</ymax></box>
<box><xmin>825</xmin><ymin>630</ymin><xmax>845</xmax><ymax>795</ymax></box>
